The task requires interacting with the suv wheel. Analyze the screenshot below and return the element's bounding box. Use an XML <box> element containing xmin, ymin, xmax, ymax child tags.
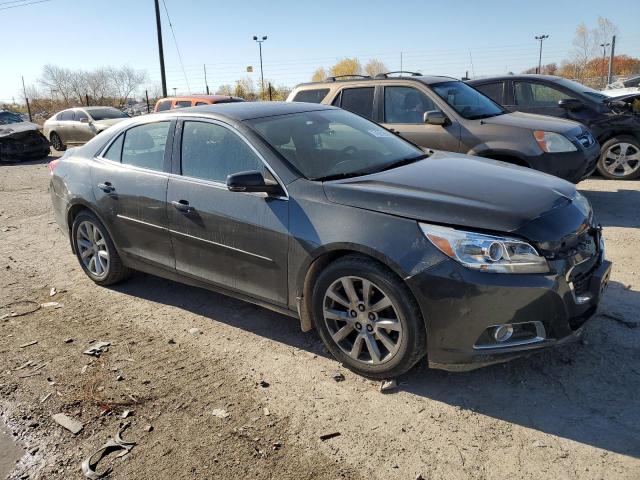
<box><xmin>72</xmin><ymin>211</ymin><xmax>130</xmax><ymax>285</ymax></box>
<box><xmin>597</xmin><ymin>136</ymin><xmax>640</xmax><ymax>180</ymax></box>
<box><xmin>312</xmin><ymin>255</ymin><xmax>426</xmax><ymax>379</ymax></box>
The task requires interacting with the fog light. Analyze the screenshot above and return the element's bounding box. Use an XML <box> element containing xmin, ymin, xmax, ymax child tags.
<box><xmin>493</xmin><ymin>324</ymin><xmax>514</xmax><ymax>342</ymax></box>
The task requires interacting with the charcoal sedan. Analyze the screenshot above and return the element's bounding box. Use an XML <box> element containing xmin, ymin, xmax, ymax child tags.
<box><xmin>49</xmin><ymin>102</ymin><xmax>611</xmax><ymax>378</ymax></box>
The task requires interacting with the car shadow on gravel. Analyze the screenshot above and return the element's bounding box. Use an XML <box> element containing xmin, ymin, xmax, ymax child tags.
<box><xmin>402</xmin><ymin>279</ymin><xmax>640</xmax><ymax>459</ymax></box>
<box><xmin>579</xmin><ymin>183</ymin><xmax>640</xmax><ymax>229</ymax></box>
<box><xmin>109</xmin><ymin>271</ymin><xmax>330</xmax><ymax>356</ymax></box>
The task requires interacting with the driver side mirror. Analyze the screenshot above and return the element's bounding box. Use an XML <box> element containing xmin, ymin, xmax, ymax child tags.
<box><xmin>423</xmin><ymin>110</ymin><xmax>448</xmax><ymax>126</ymax></box>
<box><xmin>227</xmin><ymin>170</ymin><xmax>282</xmax><ymax>196</ymax></box>
<box><xmin>558</xmin><ymin>98</ymin><xmax>583</xmax><ymax>111</ymax></box>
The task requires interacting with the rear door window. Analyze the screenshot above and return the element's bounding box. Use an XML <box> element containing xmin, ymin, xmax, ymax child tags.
<box><xmin>384</xmin><ymin>86</ymin><xmax>438</xmax><ymax>123</ymax></box>
<box><xmin>174</xmin><ymin>100</ymin><xmax>192</xmax><ymax>109</ymax></box>
<box><xmin>121</xmin><ymin>122</ymin><xmax>171</xmax><ymax>171</ymax></box>
<box><xmin>514</xmin><ymin>82</ymin><xmax>574</xmax><ymax>106</ymax></box>
<box><xmin>292</xmin><ymin>89</ymin><xmax>330</xmax><ymax>103</ymax></box>
<box><xmin>474</xmin><ymin>82</ymin><xmax>505</xmax><ymax>104</ymax></box>
<box><xmin>58</xmin><ymin>111</ymin><xmax>74</xmax><ymax>121</ymax></box>
<box><xmin>195</xmin><ymin>101</ymin><xmax>208</xmax><ymax>106</ymax></box>
<box><xmin>338</xmin><ymin>87</ymin><xmax>375</xmax><ymax>120</ymax></box>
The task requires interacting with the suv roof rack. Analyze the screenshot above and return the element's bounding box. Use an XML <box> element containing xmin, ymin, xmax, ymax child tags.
<box><xmin>324</xmin><ymin>74</ymin><xmax>372</xmax><ymax>82</ymax></box>
<box><xmin>374</xmin><ymin>71</ymin><xmax>422</xmax><ymax>79</ymax></box>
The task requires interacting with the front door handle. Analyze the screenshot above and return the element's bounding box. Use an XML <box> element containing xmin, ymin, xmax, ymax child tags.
<box><xmin>98</xmin><ymin>182</ymin><xmax>115</xmax><ymax>193</ymax></box>
<box><xmin>171</xmin><ymin>200</ymin><xmax>193</xmax><ymax>213</ymax></box>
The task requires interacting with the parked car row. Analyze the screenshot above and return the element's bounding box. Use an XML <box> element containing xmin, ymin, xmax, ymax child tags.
<box><xmin>287</xmin><ymin>73</ymin><xmax>601</xmax><ymax>183</ymax></box>
<box><xmin>50</xmin><ymin>101</ymin><xmax>611</xmax><ymax>378</ymax></box>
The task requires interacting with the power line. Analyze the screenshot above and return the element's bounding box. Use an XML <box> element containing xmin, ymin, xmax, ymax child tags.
<box><xmin>0</xmin><ymin>0</ymin><xmax>50</xmax><ymax>11</ymax></box>
<box><xmin>160</xmin><ymin>0</ymin><xmax>190</xmax><ymax>94</ymax></box>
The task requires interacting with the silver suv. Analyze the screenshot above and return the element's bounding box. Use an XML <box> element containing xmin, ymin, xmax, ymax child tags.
<box><xmin>287</xmin><ymin>73</ymin><xmax>599</xmax><ymax>183</ymax></box>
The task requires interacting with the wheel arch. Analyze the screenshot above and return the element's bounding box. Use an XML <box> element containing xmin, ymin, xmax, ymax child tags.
<box><xmin>296</xmin><ymin>244</ymin><xmax>426</xmax><ymax>334</ymax></box>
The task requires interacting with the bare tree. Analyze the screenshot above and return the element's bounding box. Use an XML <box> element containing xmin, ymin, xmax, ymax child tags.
<box><xmin>216</xmin><ymin>84</ymin><xmax>234</xmax><ymax>96</ymax></box>
<box><xmin>595</xmin><ymin>16</ymin><xmax>618</xmax><ymax>47</ymax></box>
<box><xmin>571</xmin><ymin>22</ymin><xmax>597</xmax><ymax>80</ymax></box>
<box><xmin>108</xmin><ymin>65</ymin><xmax>147</xmax><ymax>105</ymax></box>
<box><xmin>39</xmin><ymin>64</ymin><xmax>73</xmax><ymax>104</ymax></box>
<box><xmin>86</xmin><ymin>68</ymin><xmax>111</xmax><ymax>103</ymax></box>
<box><xmin>364</xmin><ymin>59</ymin><xmax>388</xmax><ymax>77</ymax></box>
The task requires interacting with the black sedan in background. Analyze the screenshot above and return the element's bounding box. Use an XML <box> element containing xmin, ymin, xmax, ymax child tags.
<box><xmin>49</xmin><ymin>102</ymin><xmax>611</xmax><ymax>378</ymax></box>
<box><xmin>469</xmin><ymin>75</ymin><xmax>640</xmax><ymax>179</ymax></box>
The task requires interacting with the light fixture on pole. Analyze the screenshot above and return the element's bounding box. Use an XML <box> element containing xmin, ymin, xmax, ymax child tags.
<box><xmin>535</xmin><ymin>34</ymin><xmax>549</xmax><ymax>74</ymax></box>
<box><xmin>253</xmin><ymin>35</ymin><xmax>267</xmax><ymax>99</ymax></box>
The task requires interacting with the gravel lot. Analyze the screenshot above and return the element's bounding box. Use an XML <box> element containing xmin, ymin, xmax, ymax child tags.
<box><xmin>1</xmin><ymin>155</ymin><xmax>639</xmax><ymax>480</ymax></box>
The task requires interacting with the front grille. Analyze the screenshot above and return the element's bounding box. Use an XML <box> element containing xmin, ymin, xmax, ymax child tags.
<box><xmin>577</xmin><ymin>131</ymin><xmax>596</xmax><ymax>149</ymax></box>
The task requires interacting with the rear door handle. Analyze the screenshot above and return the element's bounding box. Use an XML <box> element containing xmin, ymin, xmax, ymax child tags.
<box><xmin>171</xmin><ymin>200</ymin><xmax>193</xmax><ymax>213</ymax></box>
<box><xmin>98</xmin><ymin>182</ymin><xmax>115</xmax><ymax>193</ymax></box>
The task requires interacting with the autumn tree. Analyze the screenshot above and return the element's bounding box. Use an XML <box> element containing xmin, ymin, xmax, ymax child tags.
<box><xmin>364</xmin><ymin>59</ymin><xmax>388</xmax><ymax>77</ymax></box>
<box><xmin>330</xmin><ymin>58</ymin><xmax>362</xmax><ymax>78</ymax></box>
<box><xmin>311</xmin><ymin>67</ymin><xmax>327</xmax><ymax>82</ymax></box>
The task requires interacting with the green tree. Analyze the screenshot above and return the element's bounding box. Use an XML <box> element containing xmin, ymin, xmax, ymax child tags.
<box><xmin>330</xmin><ymin>58</ymin><xmax>362</xmax><ymax>78</ymax></box>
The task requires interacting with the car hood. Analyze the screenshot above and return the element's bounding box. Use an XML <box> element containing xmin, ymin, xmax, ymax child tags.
<box><xmin>94</xmin><ymin>118</ymin><xmax>128</xmax><ymax>129</ymax></box>
<box><xmin>0</xmin><ymin>121</ymin><xmax>41</xmax><ymax>137</ymax></box>
<box><xmin>485</xmin><ymin>111</ymin><xmax>582</xmax><ymax>135</ymax></box>
<box><xmin>322</xmin><ymin>151</ymin><xmax>578</xmax><ymax>237</ymax></box>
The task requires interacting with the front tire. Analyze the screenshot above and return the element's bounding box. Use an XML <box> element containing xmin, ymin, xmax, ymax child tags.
<box><xmin>72</xmin><ymin>211</ymin><xmax>130</xmax><ymax>286</ymax></box>
<box><xmin>312</xmin><ymin>255</ymin><xmax>427</xmax><ymax>379</ymax></box>
<box><xmin>49</xmin><ymin>132</ymin><xmax>66</xmax><ymax>152</ymax></box>
<box><xmin>597</xmin><ymin>136</ymin><xmax>640</xmax><ymax>180</ymax></box>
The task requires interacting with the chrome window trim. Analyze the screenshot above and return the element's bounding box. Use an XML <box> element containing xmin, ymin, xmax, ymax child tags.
<box><xmin>178</xmin><ymin>117</ymin><xmax>289</xmax><ymax>200</ymax></box>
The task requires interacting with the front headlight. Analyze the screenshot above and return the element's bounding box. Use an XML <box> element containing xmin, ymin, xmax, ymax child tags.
<box><xmin>533</xmin><ymin>131</ymin><xmax>577</xmax><ymax>153</ymax></box>
<box><xmin>420</xmin><ymin>223</ymin><xmax>549</xmax><ymax>274</ymax></box>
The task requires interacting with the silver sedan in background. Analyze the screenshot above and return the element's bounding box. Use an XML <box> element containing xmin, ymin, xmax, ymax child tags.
<box><xmin>43</xmin><ymin>106</ymin><xmax>129</xmax><ymax>151</ymax></box>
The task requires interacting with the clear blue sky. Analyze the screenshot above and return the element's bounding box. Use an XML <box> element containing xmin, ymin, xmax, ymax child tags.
<box><xmin>2</xmin><ymin>0</ymin><xmax>639</xmax><ymax>102</ymax></box>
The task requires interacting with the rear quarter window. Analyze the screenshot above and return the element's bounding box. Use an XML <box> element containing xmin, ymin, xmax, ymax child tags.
<box><xmin>156</xmin><ymin>100</ymin><xmax>171</xmax><ymax>112</ymax></box>
<box><xmin>292</xmin><ymin>88</ymin><xmax>330</xmax><ymax>103</ymax></box>
<box><xmin>174</xmin><ymin>101</ymin><xmax>192</xmax><ymax>109</ymax></box>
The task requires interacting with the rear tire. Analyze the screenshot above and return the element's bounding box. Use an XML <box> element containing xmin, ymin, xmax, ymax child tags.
<box><xmin>71</xmin><ymin>210</ymin><xmax>130</xmax><ymax>286</ymax></box>
<box><xmin>597</xmin><ymin>136</ymin><xmax>640</xmax><ymax>180</ymax></box>
<box><xmin>311</xmin><ymin>255</ymin><xmax>427</xmax><ymax>379</ymax></box>
<box><xmin>50</xmin><ymin>132</ymin><xmax>66</xmax><ymax>152</ymax></box>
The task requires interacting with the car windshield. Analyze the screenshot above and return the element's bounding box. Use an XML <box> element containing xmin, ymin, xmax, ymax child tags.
<box><xmin>431</xmin><ymin>81</ymin><xmax>505</xmax><ymax>119</ymax></box>
<box><xmin>87</xmin><ymin>108</ymin><xmax>129</xmax><ymax>121</ymax></box>
<box><xmin>554</xmin><ymin>78</ymin><xmax>608</xmax><ymax>101</ymax></box>
<box><xmin>247</xmin><ymin>109</ymin><xmax>427</xmax><ymax>181</ymax></box>
<box><xmin>0</xmin><ymin>111</ymin><xmax>25</xmax><ymax>125</ymax></box>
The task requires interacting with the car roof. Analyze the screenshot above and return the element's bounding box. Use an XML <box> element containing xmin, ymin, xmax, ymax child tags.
<box><xmin>157</xmin><ymin>95</ymin><xmax>243</xmax><ymax>103</ymax></box>
<box><xmin>468</xmin><ymin>74</ymin><xmax>564</xmax><ymax>84</ymax></box>
<box><xmin>175</xmin><ymin>101</ymin><xmax>336</xmax><ymax>121</ymax></box>
<box><xmin>295</xmin><ymin>75</ymin><xmax>459</xmax><ymax>88</ymax></box>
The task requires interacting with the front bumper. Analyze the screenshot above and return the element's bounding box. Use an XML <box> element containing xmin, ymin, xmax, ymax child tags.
<box><xmin>525</xmin><ymin>140</ymin><xmax>600</xmax><ymax>183</ymax></box>
<box><xmin>0</xmin><ymin>132</ymin><xmax>50</xmax><ymax>161</ymax></box>
<box><xmin>407</xmin><ymin>237</ymin><xmax>611</xmax><ymax>371</ymax></box>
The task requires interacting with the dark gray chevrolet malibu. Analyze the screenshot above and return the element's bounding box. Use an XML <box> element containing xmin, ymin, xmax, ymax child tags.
<box><xmin>49</xmin><ymin>102</ymin><xmax>612</xmax><ymax>378</ymax></box>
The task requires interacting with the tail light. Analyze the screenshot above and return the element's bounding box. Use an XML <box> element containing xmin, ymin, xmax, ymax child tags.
<box><xmin>48</xmin><ymin>159</ymin><xmax>60</xmax><ymax>175</ymax></box>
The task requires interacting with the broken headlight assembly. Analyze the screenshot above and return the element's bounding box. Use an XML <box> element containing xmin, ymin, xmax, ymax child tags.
<box><xmin>420</xmin><ymin>223</ymin><xmax>549</xmax><ymax>274</ymax></box>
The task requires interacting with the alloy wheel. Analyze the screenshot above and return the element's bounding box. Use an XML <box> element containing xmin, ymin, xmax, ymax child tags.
<box><xmin>76</xmin><ymin>220</ymin><xmax>110</xmax><ymax>278</ymax></box>
<box><xmin>323</xmin><ymin>276</ymin><xmax>403</xmax><ymax>365</ymax></box>
<box><xmin>51</xmin><ymin>133</ymin><xmax>62</xmax><ymax>151</ymax></box>
<box><xmin>602</xmin><ymin>142</ymin><xmax>640</xmax><ymax>178</ymax></box>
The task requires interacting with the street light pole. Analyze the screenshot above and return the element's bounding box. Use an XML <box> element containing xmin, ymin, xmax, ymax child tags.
<box><xmin>253</xmin><ymin>35</ymin><xmax>267</xmax><ymax>99</ymax></box>
<box><xmin>535</xmin><ymin>34</ymin><xmax>549</xmax><ymax>74</ymax></box>
<box><xmin>154</xmin><ymin>0</ymin><xmax>167</xmax><ymax>97</ymax></box>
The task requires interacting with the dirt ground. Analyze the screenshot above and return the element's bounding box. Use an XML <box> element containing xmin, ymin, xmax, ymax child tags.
<box><xmin>1</xmin><ymin>154</ymin><xmax>639</xmax><ymax>480</ymax></box>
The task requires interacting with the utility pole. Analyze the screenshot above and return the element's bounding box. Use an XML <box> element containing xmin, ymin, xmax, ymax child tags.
<box><xmin>600</xmin><ymin>42</ymin><xmax>611</xmax><ymax>88</ymax></box>
<box><xmin>253</xmin><ymin>35</ymin><xmax>267</xmax><ymax>99</ymax></box>
<box><xmin>535</xmin><ymin>34</ymin><xmax>549</xmax><ymax>74</ymax></box>
<box><xmin>204</xmin><ymin>64</ymin><xmax>210</xmax><ymax>95</ymax></box>
<box><xmin>145</xmin><ymin>90</ymin><xmax>150</xmax><ymax>113</ymax></box>
<box><xmin>21</xmin><ymin>76</ymin><xmax>32</xmax><ymax>122</ymax></box>
<box><xmin>400</xmin><ymin>52</ymin><xmax>403</xmax><ymax>73</ymax></box>
<box><xmin>154</xmin><ymin>0</ymin><xmax>167</xmax><ymax>97</ymax></box>
<box><xmin>607</xmin><ymin>35</ymin><xmax>616</xmax><ymax>85</ymax></box>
